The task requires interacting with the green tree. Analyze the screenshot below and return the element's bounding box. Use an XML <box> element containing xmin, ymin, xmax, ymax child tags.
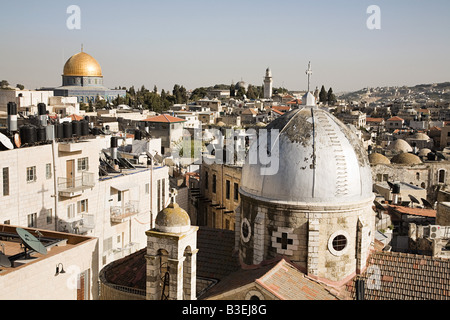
<box><xmin>319</xmin><ymin>85</ymin><xmax>328</xmax><ymax>103</ymax></box>
<box><xmin>247</xmin><ymin>85</ymin><xmax>257</xmax><ymax>100</ymax></box>
<box><xmin>236</xmin><ymin>87</ymin><xmax>246</xmax><ymax>100</ymax></box>
<box><xmin>230</xmin><ymin>83</ymin><xmax>236</xmax><ymax>97</ymax></box>
<box><xmin>16</xmin><ymin>84</ymin><xmax>25</xmax><ymax>90</ymax></box>
<box><xmin>327</xmin><ymin>87</ymin><xmax>337</xmax><ymax>105</ymax></box>
<box><xmin>0</xmin><ymin>80</ymin><xmax>9</xmax><ymax>89</ymax></box>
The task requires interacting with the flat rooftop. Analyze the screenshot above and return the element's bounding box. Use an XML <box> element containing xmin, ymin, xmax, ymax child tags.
<box><xmin>0</xmin><ymin>224</ymin><xmax>95</xmax><ymax>275</ymax></box>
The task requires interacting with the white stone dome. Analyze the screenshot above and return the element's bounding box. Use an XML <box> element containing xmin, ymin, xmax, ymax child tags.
<box><xmin>240</xmin><ymin>106</ymin><xmax>374</xmax><ymax>205</ymax></box>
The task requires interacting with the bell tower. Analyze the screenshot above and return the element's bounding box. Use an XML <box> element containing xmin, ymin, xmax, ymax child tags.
<box><xmin>145</xmin><ymin>189</ymin><xmax>199</xmax><ymax>300</ymax></box>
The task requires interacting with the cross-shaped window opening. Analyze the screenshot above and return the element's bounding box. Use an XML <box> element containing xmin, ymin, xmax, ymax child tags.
<box><xmin>277</xmin><ymin>233</ymin><xmax>293</xmax><ymax>250</ymax></box>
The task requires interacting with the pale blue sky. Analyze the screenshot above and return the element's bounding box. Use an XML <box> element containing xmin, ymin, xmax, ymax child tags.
<box><xmin>1</xmin><ymin>0</ymin><xmax>449</xmax><ymax>93</ymax></box>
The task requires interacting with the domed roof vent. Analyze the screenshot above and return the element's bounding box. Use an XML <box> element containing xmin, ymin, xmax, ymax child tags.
<box><xmin>155</xmin><ymin>189</ymin><xmax>191</xmax><ymax>233</ymax></box>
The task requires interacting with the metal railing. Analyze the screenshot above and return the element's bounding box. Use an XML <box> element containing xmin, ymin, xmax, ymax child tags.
<box><xmin>110</xmin><ymin>200</ymin><xmax>139</xmax><ymax>223</ymax></box>
<box><xmin>58</xmin><ymin>172</ymin><xmax>95</xmax><ymax>192</ymax></box>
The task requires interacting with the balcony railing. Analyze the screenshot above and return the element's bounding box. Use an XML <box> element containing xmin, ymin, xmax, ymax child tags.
<box><xmin>58</xmin><ymin>172</ymin><xmax>95</xmax><ymax>197</ymax></box>
<box><xmin>110</xmin><ymin>200</ymin><xmax>139</xmax><ymax>223</ymax></box>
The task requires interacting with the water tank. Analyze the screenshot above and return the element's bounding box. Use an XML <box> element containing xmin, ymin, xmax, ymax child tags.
<box><xmin>72</xmin><ymin>121</ymin><xmax>82</xmax><ymax>137</ymax></box>
<box><xmin>55</xmin><ymin>123</ymin><xmax>64</xmax><ymax>139</ymax></box>
<box><xmin>111</xmin><ymin>136</ymin><xmax>118</xmax><ymax>148</ymax></box>
<box><xmin>46</xmin><ymin>125</ymin><xmax>55</xmax><ymax>141</ymax></box>
<box><xmin>7</xmin><ymin>102</ymin><xmax>18</xmax><ymax>132</ymax></box>
<box><xmin>91</xmin><ymin>127</ymin><xmax>100</xmax><ymax>136</ymax></box>
<box><xmin>81</xmin><ymin>120</ymin><xmax>89</xmax><ymax>136</ymax></box>
<box><xmin>20</xmin><ymin>125</ymin><xmax>37</xmax><ymax>145</ymax></box>
<box><xmin>63</xmin><ymin>122</ymin><xmax>72</xmax><ymax>139</ymax></box>
<box><xmin>392</xmin><ymin>183</ymin><xmax>401</xmax><ymax>194</ymax></box>
<box><xmin>38</xmin><ymin>103</ymin><xmax>47</xmax><ymax>116</ymax></box>
<box><xmin>135</xmin><ymin>129</ymin><xmax>142</xmax><ymax>141</ymax></box>
<box><xmin>36</xmin><ymin>126</ymin><xmax>47</xmax><ymax>142</ymax></box>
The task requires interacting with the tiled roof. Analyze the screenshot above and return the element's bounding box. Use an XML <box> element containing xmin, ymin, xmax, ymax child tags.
<box><xmin>366</xmin><ymin>117</ymin><xmax>384</xmax><ymax>123</ymax></box>
<box><xmin>272</xmin><ymin>109</ymin><xmax>284</xmax><ymax>115</ymax></box>
<box><xmin>388</xmin><ymin>116</ymin><xmax>404</xmax><ymax>122</ymax></box>
<box><xmin>388</xmin><ymin>205</ymin><xmax>436</xmax><ymax>218</ymax></box>
<box><xmin>202</xmin><ymin>259</ymin><xmax>339</xmax><ymax>300</ymax></box>
<box><xmin>346</xmin><ymin>251</ymin><xmax>450</xmax><ymax>300</ymax></box>
<box><xmin>256</xmin><ymin>260</ymin><xmax>338</xmax><ymax>300</ymax></box>
<box><xmin>143</xmin><ymin>114</ymin><xmax>186</xmax><ymax>123</ymax></box>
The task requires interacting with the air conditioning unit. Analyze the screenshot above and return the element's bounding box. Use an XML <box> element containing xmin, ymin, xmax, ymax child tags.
<box><xmin>429</xmin><ymin>225</ymin><xmax>441</xmax><ymax>239</ymax></box>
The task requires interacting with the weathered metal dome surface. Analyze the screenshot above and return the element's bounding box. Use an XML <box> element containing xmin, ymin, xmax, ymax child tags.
<box><xmin>240</xmin><ymin>100</ymin><xmax>373</xmax><ymax>205</ymax></box>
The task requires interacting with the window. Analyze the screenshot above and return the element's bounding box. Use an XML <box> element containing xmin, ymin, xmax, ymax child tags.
<box><xmin>27</xmin><ymin>213</ymin><xmax>37</xmax><ymax>228</ymax></box>
<box><xmin>145</xmin><ymin>183</ymin><xmax>150</xmax><ymax>194</ymax></box>
<box><xmin>226</xmin><ymin>180</ymin><xmax>231</xmax><ymax>200</ymax></box>
<box><xmin>27</xmin><ymin>166</ymin><xmax>36</xmax><ymax>182</ymax></box>
<box><xmin>328</xmin><ymin>231</ymin><xmax>350</xmax><ymax>256</ymax></box>
<box><xmin>416</xmin><ymin>172</ymin><xmax>420</xmax><ymax>181</ymax></box>
<box><xmin>3</xmin><ymin>220</ymin><xmax>10</xmax><ymax>225</ymax></box>
<box><xmin>212</xmin><ymin>174</ymin><xmax>217</xmax><ymax>194</ymax></box>
<box><xmin>439</xmin><ymin>169</ymin><xmax>446</xmax><ymax>184</ymax></box>
<box><xmin>67</xmin><ymin>204</ymin><xmax>76</xmax><ymax>219</ymax></box>
<box><xmin>205</xmin><ymin>171</ymin><xmax>209</xmax><ymax>190</ymax></box>
<box><xmin>46</xmin><ymin>209</ymin><xmax>53</xmax><ymax>224</ymax></box>
<box><xmin>3</xmin><ymin>168</ymin><xmax>9</xmax><ymax>196</ymax></box>
<box><xmin>77</xmin><ymin>199</ymin><xmax>88</xmax><ymax>214</ymax></box>
<box><xmin>117</xmin><ymin>191</ymin><xmax>122</xmax><ymax>202</ymax></box>
<box><xmin>78</xmin><ymin>158</ymin><xmax>89</xmax><ymax>171</ymax></box>
<box><xmin>46</xmin><ymin>163</ymin><xmax>52</xmax><ymax>179</ymax></box>
<box><xmin>332</xmin><ymin>235</ymin><xmax>347</xmax><ymax>252</ymax></box>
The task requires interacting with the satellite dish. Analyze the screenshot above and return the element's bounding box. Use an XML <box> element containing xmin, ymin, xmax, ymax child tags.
<box><xmin>421</xmin><ymin>198</ymin><xmax>434</xmax><ymax>209</ymax></box>
<box><xmin>14</xmin><ymin>133</ymin><xmax>21</xmax><ymax>148</ymax></box>
<box><xmin>16</xmin><ymin>228</ymin><xmax>47</xmax><ymax>256</ymax></box>
<box><xmin>0</xmin><ymin>132</ymin><xmax>13</xmax><ymax>150</ymax></box>
<box><xmin>409</xmin><ymin>195</ymin><xmax>420</xmax><ymax>204</ymax></box>
<box><xmin>0</xmin><ymin>252</ymin><xmax>11</xmax><ymax>268</ymax></box>
<box><xmin>436</xmin><ymin>152</ymin><xmax>446</xmax><ymax>160</ymax></box>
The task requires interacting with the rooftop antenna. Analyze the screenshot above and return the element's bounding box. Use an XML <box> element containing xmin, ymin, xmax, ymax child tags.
<box><xmin>81</xmin><ymin>43</ymin><xmax>84</xmax><ymax>52</ymax></box>
<box><xmin>305</xmin><ymin>61</ymin><xmax>313</xmax><ymax>92</ymax></box>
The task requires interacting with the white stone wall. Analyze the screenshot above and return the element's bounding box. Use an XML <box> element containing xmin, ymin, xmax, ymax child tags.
<box><xmin>0</xmin><ymin>237</ymin><xmax>97</xmax><ymax>300</ymax></box>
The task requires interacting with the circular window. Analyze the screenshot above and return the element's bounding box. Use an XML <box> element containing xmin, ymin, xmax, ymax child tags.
<box><xmin>332</xmin><ymin>235</ymin><xmax>347</xmax><ymax>252</ymax></box>
<box><xmin>328</xmin><ymin>231</ymin><xmax>350</xmax><ymax>256</ymax></box>
<box><xmin>241</xmin><ymin>218</ymin><xmax>251</xmax><ymax>243</ymax></box>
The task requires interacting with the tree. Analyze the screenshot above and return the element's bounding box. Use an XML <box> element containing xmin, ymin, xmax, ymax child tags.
<box><xmin>230</xmin><ymin>83</ymin><xmax>236</xmax><ymax>97</ymax></box>
<box><xmin>246</xmin><ymin>85</ymin><xmax>257</xmax><ymax>100</ymax></box>
<box><xmin>0</xmin><ymin>80</ymin><xmax>9</xmax><ymax>89</ymax></box>
<box><xmin>319</xmin><ymin>85</ymin><xmax>328</xmax><ymax>103</ymax></box>
<box><xmin>16</xmin><ymin>84</ymin><xmax>25</xmax><ymax>90</ymax></box>
<box><xmin>327</xmin><ymin>87</ymin><xmax>337</xmax><ymax>105</ymax></box>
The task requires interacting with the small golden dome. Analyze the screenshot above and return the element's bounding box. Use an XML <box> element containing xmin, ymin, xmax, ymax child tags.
<box><xmin>63</xmin><ymin>52</ymin><xmax>103</xmax><ymax>77</ymax></box>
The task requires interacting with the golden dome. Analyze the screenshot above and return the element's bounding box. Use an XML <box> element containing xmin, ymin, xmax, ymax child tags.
<box><xmin>63</xmin><ymin>52</ymin><xmax>103</xmax><ymax>77</ymax></box>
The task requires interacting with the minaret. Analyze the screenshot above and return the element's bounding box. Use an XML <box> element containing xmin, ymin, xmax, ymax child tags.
<box><xmin>305</xmin><ymin>61</ymin><xmax>313</xmax><ymax>92</ymax></box>
<box><xmin>263</xmin><ymin>67</ymin><xmax>273</xmax><ymax>99</ymax></box>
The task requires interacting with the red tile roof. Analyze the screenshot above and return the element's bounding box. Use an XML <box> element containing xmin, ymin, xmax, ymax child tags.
<box><xmin>272</xmin><ymin>109</ymin><xmax>284</xmax><ymax>115</ymax></box>
<box><xmin>388</xmin><ymin>116</ymin><xmax>404</xmax><ymax>122</ymax></box>
<box><xmin>366</xmin><ymin>118</ymin><xmax>384</xmax><ymax>123</ymax></box>
<box><xmin>143</xmin><ymin>114</ymin><xmax>186</xmax><ymax>123</ymax></box>
<box><xmin>346</xmin><ymin>251</ymin><xmax>450</xmax><ymax>300</ymax></box>
<box><xmin>70</xmin><ymin>114</ymin><xmax>84</xmax><ymax>121</ymax></box>
<box><xmin>388</xmin><ymin>205</ymin><xmax>436</xmax><ymax>218</ymax></box>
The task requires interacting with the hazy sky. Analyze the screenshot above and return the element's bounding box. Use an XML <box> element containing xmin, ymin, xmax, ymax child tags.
<box><xmin>1</xmin><ymin>0</ymin><xmax>449</xmax><ymax>93</ymax></box>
